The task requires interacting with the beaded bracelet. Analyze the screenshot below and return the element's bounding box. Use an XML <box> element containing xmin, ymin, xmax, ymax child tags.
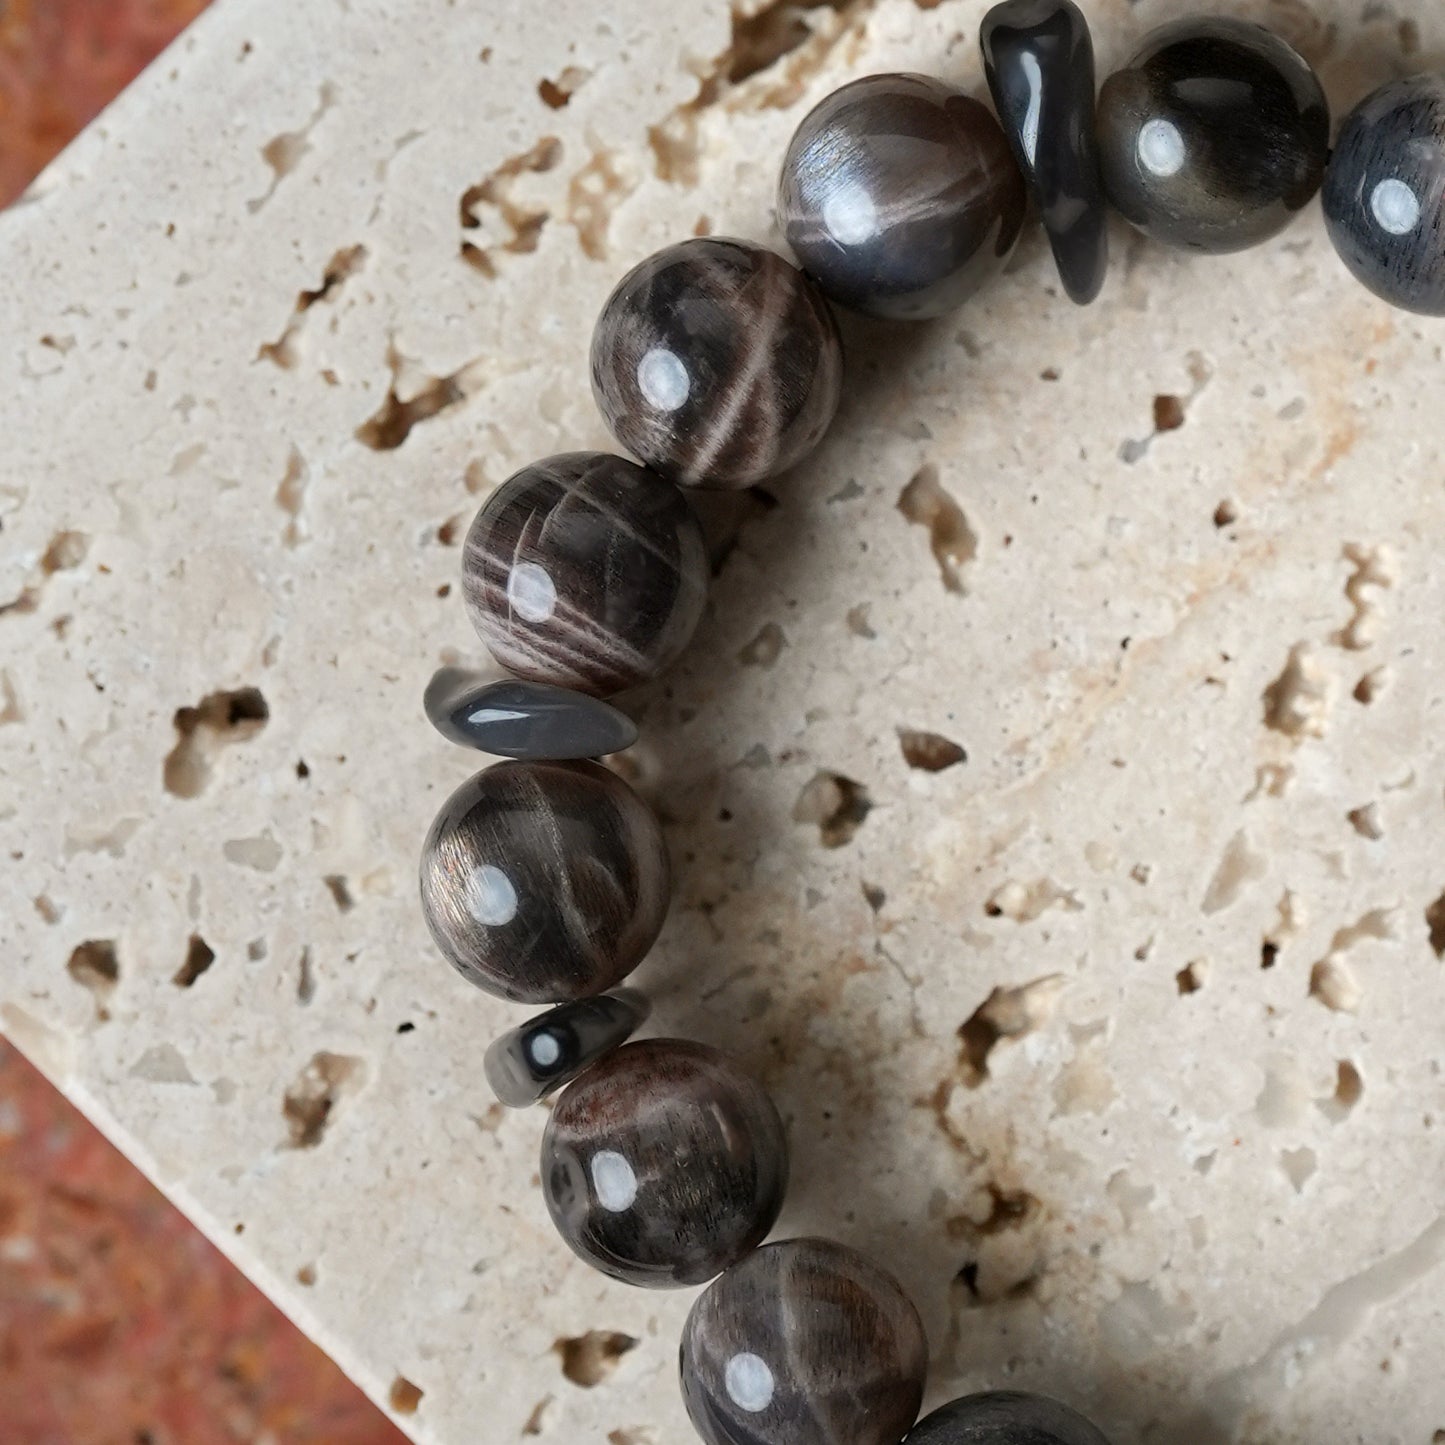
<box><xmin>418</xmin><ymin>4</ymin><xmax>1442</xmax><ymax>1442</ymax></box>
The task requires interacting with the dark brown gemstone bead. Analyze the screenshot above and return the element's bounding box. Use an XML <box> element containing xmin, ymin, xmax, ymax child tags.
<box><xmin>680</xmin><ymin>1236</ymin><xmax>928</xmax><ymax>1445</ymax></box>
<box><xmin>590</xmin><ymin>238</ymin><xmax>843</xmax><ymax>490</ymax></box>
<box><xmin>461</xmin><ymin>451</ymin><xmax>708</xmax><ymax>697</ymax></box>
<box><xmin>419</xmin><ymin>760</ymin><xmax>669</xmax><ymax>1004</ymax></box>
<box><xmin>1097</xmin><ymin>18</ymin><xmax>1328</xmax><ymax>254</ymax></box>
<box><xmin>1323</xmin><ymin>74</ymin><xmax>1445</xmax><ymax>316</ymax></box>
<box><xmin>904</xmin><ymin>1391</ymin><xmax>1113</xmax><ymax>1445</ymax></box>
<box><xmin>778</xmin><ymin>74</ymin><xmax>1026</xmax><ymax>320</ymax></box>
<box><xmin>540</xmin><ymin>1039</ymin><xmax>788</xmax><ymax>1287</ymax></box>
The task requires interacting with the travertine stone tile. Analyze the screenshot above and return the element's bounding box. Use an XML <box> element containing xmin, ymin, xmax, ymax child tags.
<box><xmin>3</xmin><ymin>2</ymin><xmax>1445</xmax><ymax>1442</ymax></box>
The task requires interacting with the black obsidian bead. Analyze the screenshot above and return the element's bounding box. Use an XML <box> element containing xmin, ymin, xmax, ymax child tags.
<box><xmin>461</xmin><ymin>452</ymin><xmax>708</xmax><ymax>697</ymax></box>
<box><xmin>680</xmin><ymin>1236</ymin><xmax>928</xmax><ymax>1445</ymax></box>
<box><xmin>540</xmin><ymin>1038</ymin><xmax>787</xmax><ymax>1287</ymax></box>
<box><xmin>1097</xmin><ymin>18</ymin><xmax>1329</xmax><ymax>254</ymax></box>
<box><xmin>423</xmin><ymin>669</ymin><xmax>638</xmax><ymax>759</ymax></box>
<box><xmin>981</xmin><ymin>0</ymin><xmax>1108</xmax><ymax>304</ymax></box>
<box><xmin>590</xmin><ymin>238</ymin><xmax>843</xmax><ymax>490</ymax></box>
<box><xmin>904</xmin><ymin>1391</ymin><xmax>1113</xmax><ymax>1445</ymax></box>
<box><xmin>419</xmin><ymin>760</ymin><xmax>669</xmax><ymax>1004</ymax></box>
<box><xmin>1323</xmin><ymin>74</ymin><xmax>1445</xmax><ymax>316</ymax></box>
<box><xmin>776</xmin><ymin>74</ymin><xmax>1027</xmax><ymax>320</ymax></box>
<box><xmin>484</xmin><ymin>988</ymin><xmax>650</xmax><ymax>1107</ymax></box>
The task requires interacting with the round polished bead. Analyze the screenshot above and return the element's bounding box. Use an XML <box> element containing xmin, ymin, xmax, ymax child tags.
<box><xmin>1097</xmin><ymin>18</ymin><xmax>1328</xmax><ymax>254</ymax></box>
<box><xmin>484</xmin><ymin>988</ymin><xmax>651</xmax><ymax>1108</ymax></box>
<box><xmin>590</xmin><ymin>238</ymin><xmax>843</xmax><ymax>490</ymax></box>
<box><xmin>1323</xmin><ymin>75</ymin><xmax>1445</xmax><ymax>316</ymax></box>
<box><xmin>541</xmin><ymin>1039</ymin><xmax>787</xmax><ymax>1287</ymax></box>
<box><xmin>981</xmin><ymin>0</ymin><xmax>1108</xmax><ymax>304</ymax></box>
<box><xmin>777</xmin><ymin>74</ymin><xmax>1026</xmax><ymax>320</ymax></box>
<box><xmin>680</xmin><ymin>1236</ymin><xmax>927</xmax><ymax>1445</ymax></box>
<box><xmin>904</xmin><ymin>1391</ymin><xmax>1112</xmax><ymax>1445</ymax></box>
<box><xmin>419</xmin><ymin>761</ymin><xmax>669</xmax><ymax>1004</ymax></box>
<box><xmin>423</xmin><ymin>669</ymin><xmax>639</xmax><ymax>758</ymax></box>
<box><xmin>461</xmin><ymin>452</ymin><xmax>708</xmax><ymax>697</ymax></box>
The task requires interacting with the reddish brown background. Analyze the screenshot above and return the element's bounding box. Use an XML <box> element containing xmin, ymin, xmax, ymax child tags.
<box><xmin>0</xmin><ymin>5</ymin><xmax>408</xmax><ymax>1442</ymax></box>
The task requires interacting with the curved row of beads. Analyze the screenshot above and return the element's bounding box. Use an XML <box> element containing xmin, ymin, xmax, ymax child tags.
<box><xmin>420</xmin><ymin>4</ymin><xmax>1442</xmax><ymax>1442</ymax></box>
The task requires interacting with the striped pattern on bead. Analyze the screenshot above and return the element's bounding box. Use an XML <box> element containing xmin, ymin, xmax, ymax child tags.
<box><xmin>779</xmin><ymin>73</ymin><xmax>1027</xmax><ymax>319</ymax></box>
<box><xmin>1324</xmin><ymin>74</ymin><xmax>1445</xmax><ymax>317</ymax></box>
<box><xmin>540</xmin><ymin>1039</ymin><xmax>788</xmax><ymax>1286</ymax></box>
<box><xmin>462</xmin><ymin>452</ymin><xmax>708</xmax><ymax>698</ymax></box>
<box><xmin>419</xmin><ymin>760</ymin><xmax>670</xmax><ymax>1004</ymax></box>
<box><xmin>590</xmin><ymin>237</ymin><xmax>843</xmax><ymax>491</ymax></box>
<box><xmin>679</xmin><ymin>1236</ymin><xmax>928</xmax><ymax>1445</ymax></box>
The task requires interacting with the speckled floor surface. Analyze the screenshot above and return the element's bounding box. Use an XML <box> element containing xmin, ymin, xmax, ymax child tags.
<box><xmin>0</xmin><ymin>5</ymin><xmax>409</xmax><ymax>1441</ymax></box>
<box><xmin>0</xmin><ymin>0</ymin><xmax>204</xmax><ymax>202</ymax></box>
<box><xmin>0</xmin><ymin>1040</ymin><xmax>409</xmax><ymax>1444</ymax></box>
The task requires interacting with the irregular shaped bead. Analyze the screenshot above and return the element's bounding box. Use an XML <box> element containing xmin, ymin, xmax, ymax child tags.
<box><xmin>484</xmin><ymin>988</ymin><xmax>650</xmax><ymax>1107</ymax></box>
<box><xmin>419</xmin><ymin>760</ymin><xmax>669</xmax><ymax>1004</ymax></box>
<box><xmin>423</xmin><ymin>669</ymin><xmax>638</xmax><ymax>759</ymax></box>
<box><xmin>680</xmin><ymin>1236</ymin><xmax>927</xmax><ymax>1445</ymax></box>
<box><xmin>904</xmin><ymin>1391</ymin><xmax>1113</xmax><ymax>1445</ymax></box>
<box><xmin>461</xmin><ymin>451</ymin><xmax>708</xmax><ymax>696</ymax></box>
<box><xmin>590</xmin><ymin>238</ymin><xmax>843</xmax><ymax>490</ymax></box>
<box><xmin>540</xmin><ymin>1039</ymin><xmax>787</xmax><ymax>1287</ymax></box>
<box><xmin>1097</xmin><ymin>18</ymin><xmax>1328</xmax><ymax>253</ymax></box>
<box><xmin>981</xmin><ymin>0</ymin><xmax>1108</xmax><ymax>304</ymax></box>
<box><xmin>777</xmin><ymin>74</ymin><xmax>1026</xmax><ymax>320</ymax></box>
<box><xmin>1323</xmin><ymin>74</ymin><xmax>1445</xmax><ymax>316</ymax></box>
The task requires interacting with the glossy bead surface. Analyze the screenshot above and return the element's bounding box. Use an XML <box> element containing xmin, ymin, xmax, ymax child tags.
<box><xmin>484</xmin><ymin>988</ymin><xmax>650</xmax><ymax>1107</ymax></box>
<box><xmin>680</xmin><ymin>1236</ymin><xmax>927</xmax><ymax>1445</ymax></box>
<box><xmin>419</xmin><ymin>761</ymin><xmax>669</xmax><ymax>1004</ymax></box>
<box><xmin>777</xmin><ymin>74</ymin><xmax>1026</xmax><ymax>320</ymax></box>
<box><xmin>423</xmin><ymin>669</ymin><xmax>638</xmax><ymax>758</ymax></box>
<box><xmin>541</xmin><ymin>1039</ymin><xmax>787</xmax><ymax>1287</ymax></box>
<box><xmin>1097</xmin><ymin>18</ymin><xmax>1328</xmax><ymax>253</ymax></box>
<box><xmin>981</xmin><ymin>0</ymin><xmax>1108</xmax><ymax>304</ymax></box>
<box><xmin>461</xmin><ymin>451</ymin><xmax>707</xmax><ymax>697</ymax></box>
<box><xmin>1323</xmin><ymin>74</ymin><xmax>1445</xmax><ymax>316</ymax></box>
<box><xmin>590</xmin><ymin>238</ymin><xmax>843</xmax><ymax>490</ymax></box>
<box><xmin>904</xmin><ymin>1391</ymin><xmax>1113</xmax><ymax>1445</ymax></box>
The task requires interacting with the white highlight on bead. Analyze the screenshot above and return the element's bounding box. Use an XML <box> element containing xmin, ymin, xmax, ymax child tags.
<box><xmin>822</xmin><ymin>181</ymin><xmax>878</xmax><ymax>246</ymax></box>
<box><xmin>724</xmin><ymin>1352</ymin><xmax>775</xmax><ymax>1413</ymax></box>
<box><xmin>590</xmin><ymin>1149</ymin><xmax>639</xmax><ymax>1212</ymax></box>
<box><xmin>465</xmin><ymin>863</ymin><xmax>518</xmax><ymax>926</ymax></box>
<box><xmin>507</xmin><ymin>561</ymin><xmax>557</xmax><ymax>622</ymax></box>
<box><xmin>1137</xmin><ymin>118</ymin><xmax>1186</xmax><ymax>178</ymax></box>
<box><xmin>528</xmin><ymin>1032</ymin><xmax>562</xmax><ymax>1068</ymax></box>
<box><xmin>637</xmin><ymin>346</ymin><xmax>690</xmax><ymax>412</ymax></box>
<box><xmin>1020</xmin><ymin>51</ymin><xmax>1043</xmax><ymax>168</ymax></box>
<box><xmin>1371</xmin><ymin>177</ymin><xmax>1421</xmax><ymax>236</ymax></box>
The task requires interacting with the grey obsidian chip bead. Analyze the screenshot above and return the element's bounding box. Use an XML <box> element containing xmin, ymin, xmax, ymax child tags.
<box><xmin>419</xmin><ymin>760</ymin><xmax>669</xmax><ymax>1004</ymax></box>
<box><xmin>904</xmin><ymin>1391</ymin><xmax>1113</xmax><ymax>1445</ymax></box>
<box><xmin>679</xmin><ymin>1236</ymin><xmax>928</xmax><ymax>1445</ymax></box>
<box><xmin>776</xmin><ymin>73</ymin><xmax>1026</xmax><ymax>320</ymax></box>
<box><xmin>1323</xmin><ymin>74</ymin><xmax>1445</xmax><ymax>317</ymax></box>
<box><xmin>423</xmin><ymin>669</ymin><xmax>638</xmax><ymax>759</ymax></box>
<box><xmin>483</xmin><ymin>988</ymin><xmax>650</xmax><ymax>1108</ymax></box>
<box><xmin>1097</xmin><ymin>18</ymin><xmax>1329</xmax><ymax>254</ymax></box>
<box><xmin>590</xmin><ymin>237</ymin><xmax>843</xmax><ymax>490</ymax></box>
<box><xmin>981</xmin><ymin>0</ymin><xmax>1108</xmax><ymax>304</ymax></box>
<box><xmin>540</xmin><ymin>1039</ymin><xmax>787</xmax><ymax>1287</ymax></box>
<box><xmin>461</xmin><ymin>451</ymin><xmax>708</xmax><ymax>697</ymax></box>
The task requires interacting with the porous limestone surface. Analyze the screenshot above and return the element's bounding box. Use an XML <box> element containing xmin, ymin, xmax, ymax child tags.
<box><xmin>3</xmin><ymin>0</ymin><xmax>1445</xmax><ymax>1440</ymax></box>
